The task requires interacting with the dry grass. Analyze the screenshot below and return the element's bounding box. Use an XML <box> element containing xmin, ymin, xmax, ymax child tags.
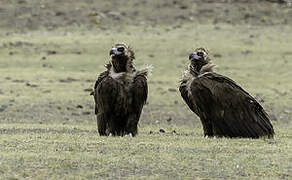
<box><xmin>0</xmin><ymin>0</ymin><xmax>292</xmax><ymax>179</ymax></box>
<box><xmin>0</xmin><ymin>124</ymin><xmax>291</xmax><ymax>179</ymax></box>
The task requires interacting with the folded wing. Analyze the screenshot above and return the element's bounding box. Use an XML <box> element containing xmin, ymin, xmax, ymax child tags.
<box><xmin>189</xmin><ymin>72</ymin><xmax>274</xmax><ymax>138</ymax></box>
<box><xmin>132</xmin><ymin>72</ymin><xmax>148</xmax><ymax>119</ymax></box>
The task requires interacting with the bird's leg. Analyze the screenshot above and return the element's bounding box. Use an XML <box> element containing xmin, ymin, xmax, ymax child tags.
<box><xmin>201</xmin><ymin>118</ymin><xmax>214</xmax><ymax>137</ymax></box>
<box><xmin>97</xmin><ymin>114</ymin><xmax>107</xmax><ymax>136</ymax></box>
<box><xmin>108</xmin><ymin>119</ymin><xmax>119</xmax><ymax>136</ymax></box>
<box><xmin>125</xmin><ymin>115</ymin><xmax>139</xmax><ymax>137</ymax></box>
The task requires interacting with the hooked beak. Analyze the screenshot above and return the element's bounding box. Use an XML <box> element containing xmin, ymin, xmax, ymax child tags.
<box><xmin>109</xmin><ymin>47</ymin><xmax>122</xmax><ymax>56</ymax></box>
<box><xmin>189</xmin><ymin>52</ymin><xmax>201</xmax><ymax>61</ymax></box>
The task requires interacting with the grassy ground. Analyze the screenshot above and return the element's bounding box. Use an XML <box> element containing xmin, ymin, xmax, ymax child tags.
<box><xmin>0</xmin><ymin>124</ymin><xmax>291</xmax><ymax>179</ymax></box>
<box><xmin>1</xmin><ymin>25</ymin><xmax>292</xmax><ymax>125</ymax></box>
<box><xmin>0</xmin><ymin>0</ymin><xmax>292</xmax><ymax>179</ymax></box>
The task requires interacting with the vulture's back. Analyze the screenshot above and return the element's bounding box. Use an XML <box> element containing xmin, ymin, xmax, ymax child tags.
<box><xmin>181</xmin><ymin>72</ymin><xmax>274</xmax><ymax>138</ymax></box>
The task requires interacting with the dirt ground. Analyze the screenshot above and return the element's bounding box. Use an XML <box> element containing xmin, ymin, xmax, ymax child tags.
<box><xmin>1</xmin><ymin>0</ymin><xmax>292</xmax><ymax>32</ymax></box>
<box><xmin>0</xmin><ymin>0</ymin><xmax>292</xmax><ymax>126</ymax></box>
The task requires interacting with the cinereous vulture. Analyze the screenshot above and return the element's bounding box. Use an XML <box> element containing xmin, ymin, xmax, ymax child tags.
<box><xmin>92</xmin><ymin>43</ymin><xmax>151</xmax><ymax>136</ymax></box>
<box><xmin>179</xmin><ymin>48</ymin><xmax>274</xmax><ymax>138</ymax></box>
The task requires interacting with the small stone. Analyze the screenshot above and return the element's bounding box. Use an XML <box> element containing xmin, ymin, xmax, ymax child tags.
<box><xmin>241</xmin><ymin>50</ymin><xmax>253</xmax><ymax>55</ymax></box>
<box><xmin>59</xmin><ymin>77</ymin><xmax>78</xmax><ymax>83</ymax></box>
<box><xmin>268</xmin><ymin>141</ymin><xmax>277</xmax><ymax>145</ymax></box>
<box><xmin>55</xmin><ymin>11</ymin><xmax>65</xmax><ymax>16</ymax></box>
<box><xmin>26</xmin><ymin>82</ymin><xmax>38</xmax><ymax>87</ymax></box>
<box><xmin>71</xmin><ymin>112</ymin><xmax>79</xmax><ymax>116</ymax></box>
<box><xmin>18</xmin><ymin>0</ymin><xmax>26</xmax><ymax>4</ymax></box>
<box><xmin>47</xmin><ymin>50</ymin><xmax>57</xmax><ymax>55</ymax></box>
<box><xmin>76</xmin><ymin>105</ymin><xmax>83</xmax><ymax>109</ymax></box>
<box><xmin>213</xmin><ymin>53</ymin><xmax>222</xmax><ymax>58</ymax></box>
<box><xmin>159</xmin><ymin>129</ymin><xmax>165</xmax><ymax>133</ymax></box>
<box><xmin>148</xmin><ymin>54</ymin><xmax>155</xmax><ymax>58</ymax></box>
<box><xmin>168</xmin><ymin>88</ymin><xmax>176</xmax><ymax>92</ymax></box>
<box><xmin>179</xmin><ymin>5</ymin><xmax>188</xmax><ymax>9</ymax></box>
<box><xmin>82</xmin><ymin>111</ymin><xmax>91</xmax><ymax>115</ymax></box>
<box><xmin>72</xmin><ymin>51</ymin><xmax>82</xmax><ymax>55</ymax></box>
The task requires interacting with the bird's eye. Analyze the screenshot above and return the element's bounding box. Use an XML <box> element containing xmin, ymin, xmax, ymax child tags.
<box><xmin>197</xmin><ymin>52</ymin><xmax>204</xmax><ymax>57</ymax></box>
<box><xmin>117</xmin><ymin>47</ymin><xmax>125</xmax><ymax>52</ymax></box>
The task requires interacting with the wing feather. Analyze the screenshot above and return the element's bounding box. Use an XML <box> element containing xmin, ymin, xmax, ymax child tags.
<box><xmin>132</xmin><ymin>73</ymin><xmax>148</xmax><ymax>114</ymax></box>
<box><xmin>92</xmin><ymin>70</ymin><xmax>109</xmax><ymax>114</ymax></box>
<box><xmin>190</xmin><ymin>72</ymin><xmax>274</xmax><ymax>138</ymax></box>
<box><xmin>179</xmin><ymin>80</ymin><xmax>198</xmax><ymax>115</ymax></box>
<box><xmin>95</xmin><ymin>76</ymin><xmax>124</xmax><ymax>115</ymax></box>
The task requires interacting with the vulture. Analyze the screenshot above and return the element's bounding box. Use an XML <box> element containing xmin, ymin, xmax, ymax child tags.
<box><xmin>179</xmin><ymin>48</ymin><xmax>274</xmax><ymax>138</ymax></box>
<box><xmin>92</xmin><ymin>43</ymin><xmax>151</xmax><ymax>136</ymax></box>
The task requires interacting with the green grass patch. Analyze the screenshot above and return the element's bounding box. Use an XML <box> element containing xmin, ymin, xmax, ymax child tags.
<box><xmin>0</xmin><ymin>23</ymin><xmax>291</xmax><ymax>179</ymax></box>
<box><xmin>0</xmin><ymin>123</ymin><xmax>291</xmax><ymax>179</ymax></box>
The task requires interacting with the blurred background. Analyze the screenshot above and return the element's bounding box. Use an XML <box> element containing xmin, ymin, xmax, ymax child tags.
<box><xmin>0</xmin><ymin>0</ymin><xmax>291</xmax><ymax>129</ymax></box>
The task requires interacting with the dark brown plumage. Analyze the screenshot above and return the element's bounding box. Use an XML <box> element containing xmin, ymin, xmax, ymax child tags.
<box><xmin>179</xmin><ymin>48</ymin><xmax>274</xmax><ymax>138</ymax></box>
<box><xmin>92</xmin><ymin>43</ymin><xmax>151</xmax><ymax>136</ymax></box>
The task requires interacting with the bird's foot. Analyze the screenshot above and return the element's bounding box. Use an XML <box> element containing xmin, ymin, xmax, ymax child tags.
<box><xmin>204</xmin><ymin>135</ymin><xmax>215</xmax><ymax>139</ymax></box>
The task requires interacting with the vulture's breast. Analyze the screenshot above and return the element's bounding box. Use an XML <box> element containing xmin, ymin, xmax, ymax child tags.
<box><xmin>109</xmin><ymin>70</ymin><xmax>135</xmax><ymax>104</ymax></box>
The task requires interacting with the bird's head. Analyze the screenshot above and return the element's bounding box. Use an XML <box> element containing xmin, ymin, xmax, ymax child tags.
<box><xmin>189</xmin><ymin>48</ymin><xmax>209</xmax><ymax>64</ymax></box>
<box><xmin>110</xmin><ymin>43</ymin><xmax>135</xmax><ymax>60</ymax></box>
<box><xmin>109</xmin><ymin>43</ymin><xmax>135</xmax><ymax>73</ymax></box>
<box><xmin>188</xmin><ymin>48</ymin><xmax>211</xmax><ymax>71</ymax></box>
